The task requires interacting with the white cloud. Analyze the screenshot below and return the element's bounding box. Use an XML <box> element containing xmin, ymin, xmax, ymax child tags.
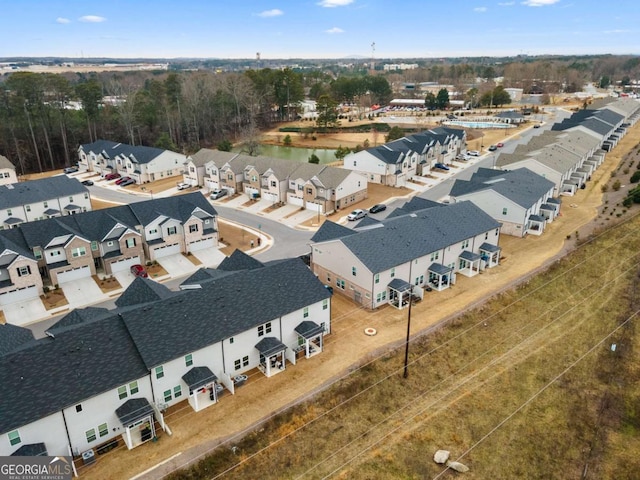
<box><xmin>474</xmin><ymin>6</ymin><xmax>487</xmax><ymax>12</ymax></box>
<box><xmin>318</xmin><ymin>0</ymin><xmax>354</xmax><ymax>7</ymax></box>
<box><xmin>79</xmin><ymin>15</ymin><xmax>106</xmax><ymax>23</ymax></box>
<box><xmin>56</xmin><ymin>17</ymin><xmax>71</xmax><ymax>24</ymax></box>
<box><xmin>325</xmin><ymin>27</ymin><xmax>344</xmax><ymax>34</ymax></box>
<box><xmin>521</xmin><ymin>0</ymin><xmax>560</xmax><ymax>6</ymax></box>
<box><xmin>258</xmin><ymin>9</ymin><xmax>284</xmax><ymax>17</ymax></box>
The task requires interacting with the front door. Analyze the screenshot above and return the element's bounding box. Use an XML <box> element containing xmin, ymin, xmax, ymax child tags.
<box><xmin>354</xmin><ymin>291</ymin><xmax>362</xmax><ymax>304</ymax></box>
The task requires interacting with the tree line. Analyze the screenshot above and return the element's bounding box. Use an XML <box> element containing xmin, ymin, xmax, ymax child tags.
<box><xmin>0</xmin><ymin>69</ymin><xmax>392</xmax><ymax>175</ymax></box>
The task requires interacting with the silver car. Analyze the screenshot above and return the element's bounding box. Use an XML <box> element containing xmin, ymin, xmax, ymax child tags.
<box><xmin>347</xmin><ymin>209</ymin><xmax>367</xmax><ymax>221</ymax></box>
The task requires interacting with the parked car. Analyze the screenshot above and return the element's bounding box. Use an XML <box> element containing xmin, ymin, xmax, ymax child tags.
<box><xmin>63</xmin><ymin>166</ymin><xmax>79</xmax><ymax>174</ymax></box>
<box><xmin>130</xmin><ymin>264</ymin><xmax>148</xmax><ymax>278</ymax></box>
<box><xmin>456</xmin><ymin>154</ymin><xmax>469</xmax><ymax>161</ymax></box>
<box><xmin>347</xmin><ymin>209</ymin><xmax>367</xmax><ymax>221</ymax></box>
<box><xmin>115</xmin><ymin>176</ymin><xmax>131</xmax><ymax>185</ymax></box>
<box><xmin>81</xmin><ymin>180</ymin><xmax>94</xmax><ymax>186</ymax></box>
<box><xmin>533</xmin><ymin>124</ymin><xmax>541</xmax><ymax>128</ymax></box>
<box><xmin>488</xmin><ymin>145</ymin><xmax>498</xmax><ymax>152</ymax></box>
<box><xmin>210</xmin><ymin>189</ymin><xmax>228</xmax><ymax>200</ymax></box>
<box><xmin>467</xmin><ymin>150</ymin><xmax>480</xmax><ymax>156</ymax></box>
<box><xmin>104</xmin><ymin>172</ymin><xmax>121</xmax><ymax>180</ymax></box>
<box><xmin>119</xmin><ymin>178</ymin><xmax>136</xmax><ymax>187</ymax></box>
<box><xmin>369</xmin><ymin>204</ymin><xmax>387</xmax><ymax>214</ymax></box>
<box><xmin>496</xmin><ymin>142</ymin><xmax>504</xmax><ymax>148</ymax></box>
<box><xmin>177</xmin><ymin>182</ymin><xmax>190</xmax><ymax>190</ymax></box>
<box><xmin>434</xmin><ymin>163</ymin><xmax>450</xmax><ymax>170</ymax></box>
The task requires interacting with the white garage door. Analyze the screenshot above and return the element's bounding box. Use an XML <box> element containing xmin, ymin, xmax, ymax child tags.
<box><xmin>306</xmin><ymin>202</ymin><xmax>322</xmax><ymax>212</ymax></box>
<box><xmin>153</xmin><ymin>243</ymin><xmax>181</xmax><ymax>259</ymax></box>
<box><xmin>263</xmin><ymin>192</ymin><xmax>278</xmax><ymax>202</ymax></box>
<box><xmin>287</xmin><ymin>194</ymin><xmax>303</xmax><ymax>207</ymax></box>
<box><xmin>0</xmin><ymin>285</ymin><xmax>39</xmax><ymax>306</ymax></box>
<box><xmin>110</xmin><ymin>256</ymin><xmax>141</xmax><ymax>273</ymax></box>
<box><xmin>57</xmin><ymin>265</ymin><xmax>91</xmax><ymax>283</ymax></box>
<box><xmin>189</xmin><ymin>238</ymin><xmax>215</xmax><ymax>252</ymax></box>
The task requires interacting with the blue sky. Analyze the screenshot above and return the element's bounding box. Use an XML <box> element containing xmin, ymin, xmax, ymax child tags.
<box><xmin>1</xmin><ymin>0</ymin><xmax>638</xmax><ymax>59</ymax></box>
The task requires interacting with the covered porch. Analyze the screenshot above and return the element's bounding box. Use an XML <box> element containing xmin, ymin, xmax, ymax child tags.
<box><xmin>255</xmin><ymin>337</ymin><xmax>287</xmax><ymax>377</ymax></box>
<box><xmin>182</xmin><ymin>366</ymin><xmax>219</xmax><ymax>412</ymax></box>
<box><xmin>388</xmin><ymin>278</ymin><xmax>413</xmax><ymax>310</ymax></box>
<box><xmin>294</xmin><ymin>321</ymin><xmax>324</xmax><ymax>359</ymax></box>
<box><xmin>539</xmin><ymin>203</ymin><xmax>558</xmax><ymax>223</ymax></box>
<box><xmin>479</xmin><ymin>243</ymin><xmax>501</xmax><ymax>269</ymax></box>
<box><xmin>526</xmin><ymin>214</ymin><xmax>546</xmax><ymax>236</ymax></box>
<box><xmin>560</xmin><ymin>180</ymin><xmax>578</xmax><ymax>196</ymax></box>
<box><xmin>458</xmin><ymin>251</ymin><xmax>482</xmax><ymax>277</ymax></box>
<box><xmin>115</xmin><ymin>398</ymin><xmax>157</xmax><ymax>450</ymax></box>
<box><xmin>428</xmin><ymin>263</ymin><xmax>453</xmax><ymax>291</ymax></box>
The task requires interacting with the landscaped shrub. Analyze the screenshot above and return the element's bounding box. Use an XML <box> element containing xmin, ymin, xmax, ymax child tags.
<box><xmin>630</xmin><ymin>170</ymin><xmax>640</xmax><ymax>183</ymax></box>
<box><xmin>612</xmin><ymin>179</ymin><xmax>621</xmax><ymax>191</ymax></box>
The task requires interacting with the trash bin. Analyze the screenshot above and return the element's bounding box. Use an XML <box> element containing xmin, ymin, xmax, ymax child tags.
<box><xmin>82</xmin><ymin>449</ymin><xmax>95</xmax><ymax>465</ymax></box>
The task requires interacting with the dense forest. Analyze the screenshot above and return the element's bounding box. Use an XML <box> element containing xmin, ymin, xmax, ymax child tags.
<box><xmin>0</xmin><ymin>54</ymin><xmax>637</xmax><ymax>175</ymax></box>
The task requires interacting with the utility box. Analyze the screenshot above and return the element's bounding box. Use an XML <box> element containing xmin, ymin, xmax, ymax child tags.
<box><xmin>82</xmin><ymin>449</ymin><xmax>95</xmax><ymax>465</ymax></box>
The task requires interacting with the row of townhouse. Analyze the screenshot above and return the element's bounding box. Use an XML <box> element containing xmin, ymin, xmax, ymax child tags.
<box><xmin>184</xmin><ymin>149</ymin><xmax>368</xmax><ymax>214</ymax></box>
<box><xmin>78</xmin><ymin>140</ymin><xmax>188</xmax><ymax>185</ymax></box>
<box><xmin>0</xmin><ymin>192</ymin><xmax>217</xmax><ymax>307</ymax></box>
<box><xmin>496</xmin><ymin>98</ymin><xmax>640</xmax><ymax>197</ymax></box>
<box><xmin>0</xmin><ymin>175</ymin><xmax>91</xmax><ymax>228</ymax></box>
<box><xmin>342</xmin><ymin>126</ymin><xmax>467</xmax><ymax>187</ymax></box>
<box><xmin>310</xmin><ymin>199</ymin><xmax>502</xmax><ymax>309</ymax></box>
<box><xmin>448</xmin><ymin>167</ymin><xmax>559</xmax><ymax>237</ymax></box>
<box><xmin>0</xmin><ymin>256</ymin><xmax>331</xmax><ymax>460</ymax></box>
<box><xmin>0</xmin><ymin>154</ymin><xmax>18</xmax><ymax>185</ymax></box>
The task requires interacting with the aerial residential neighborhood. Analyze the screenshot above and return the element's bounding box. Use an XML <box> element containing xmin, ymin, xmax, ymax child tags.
<box><xmin>2</xmin><ymin>2</ymin><xmax>640</xmax><ymax>476</ymax></box>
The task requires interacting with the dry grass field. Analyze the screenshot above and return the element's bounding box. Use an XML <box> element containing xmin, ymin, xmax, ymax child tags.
<box><xmin>166</xmin><ymin>206</ymin><xmax>640</xmax><ymax>480</ymax></box>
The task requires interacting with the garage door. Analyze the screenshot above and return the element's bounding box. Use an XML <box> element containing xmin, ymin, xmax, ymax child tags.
<box><xmin>263</xmin><ymin>192</ymin><xmax>278</xmax><ymax>203</ymax></box>
<box><xmin>110</xmin><ymin>256</ymin><xmax>141</xmax><ymax>273</ymax></box>
<box><xmin>189</xmin><ymin>238</ymin><xmax>215</xmax><ymax>252</ymax></box>
<box><xmin>0</xmin><ymin>285</ymin><xmax>39</xmax><ymax>306</ymax></box>
<box><xmin>152</xmin><ymin>243</ymin><xmax>181</xmax><ymax>259</ymax></box>
<box><xmin>306</xmin><ymin>202</ymin><xmax>322</xmax><ymax>212</ymax></box>
<box><xmin>57</xmin><ymin>265</ymin><xmax>91</xmax><ymax>283</ymax></box>
<box><xmin>287</xmin><ymin>194</ymin><xmax>303</xmax><ymax>206</ymax></box>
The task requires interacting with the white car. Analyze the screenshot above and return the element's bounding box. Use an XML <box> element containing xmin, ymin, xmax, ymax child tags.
<box><xmin>176</xmin><ymin>182</ymin><xmax>190</xmax><ymax>190</ymax></box>
<box><xmin>347</xmin><ymin>209</ymin><xmax>367</xmax><ymax>221</ymax></box>
<box><xmin>210</xmin><ymin>189</ymin><xmax>228</xmax><ymax>200</ymax></box>
<box><xmin>467</xmin><ymin>150</ymin><xmax>480</xmax><ymax>157</ymax></box>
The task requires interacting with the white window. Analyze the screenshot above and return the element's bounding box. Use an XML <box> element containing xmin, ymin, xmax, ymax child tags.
<box><xmin>107</xmin><ymin>241</ymin><xmax>114</xmax><ymax>247</ymax></box>
<box><xmin>86</xmin><ymin>428</ymin><xmax>96</xmax><ymax>443</ymax></box>
<box><xmin>461</xmin><ymin>239</ymin><xmax>469</xmax><ymax>249</ymax></box>
<box><xmin>125</xmin><ymin>238</ymin><xmax>136</xmax><ymax>248</ymax></box>
<box><xmin>155</xmin><ymin>366</ymin><xmax>164</xmax><ymax>379</ymax></box>
<box><xmin>243</xmin><ymin>355</ymin><xmax>249</xmax><ymax>367</ymax></box>
<box><xmin>17</xmin><ymin>266</ymin><xmax>31</xmax><ymax>277</ymax></box>
<box><xmin>167</xmin><ymin>226</ymin><xmax>177</xmax><ymax>235</ymax></box>
<box><xmin>323</xmin><ymin>299</ymin><xmax>328</xmax><ymax>310</ymax></box>
<box><xmin>174</xmin><ymin>385</ymin><xmax>182</xmax><ymax>399</ymax></box>
<box><xmin>163</xmin><ymin>389</ymin><xmax>172</xmax><ymax>403</ymax></box>
<box><xmin>117</xmin><ymin>386</ymin><xmax>127</xmax><ymax>400</ymax></box>
<box><xmin>149</xmin><ymin>228</ymin><xmax>158</xmax><ymax>235</ymax></box>
<box><xmin>185</xmin><ymin>353</ymin><xmax>193</xmax><ymax>367</ymax></box>
<box><xmin>303</xmin><ymin>307</ymin><xmax>309</xmax><ymax>318</ymax></box>
<box><xmin>430</xmin><ymin>251</ymin><xmax>439</xmax><ymax>261</ymax></box>
<box><xmin>71</xmin><ymin>247</ymin><xmax>86</xmax><ymax>258</ymax></box>
<box><xmin>234</xmin><ymin>359</ymin><xmax>241</xmax><ymax>370</ymax></box>
<box><xmin>374</xmin><ymin>273</ymin><xmax>380</xmax><ymax>284</ymax></box>
<box><xmin>189</xmin><ymin>224</ymin><xmax>198</xmax><ymax>233</ymax></box>
<box><xmin>8</xmin><ymin>430</ymin><xmax>20</xmax><ymax>446</ymax></box>
<box><xmin>129</xmin><ymin>381</ymin><xmax>139</xmax><ymax>395</ymax></box>
<box><xmin>258</xmin><ymin>322</ymin><xmax>272</xmax><ymax>336</ymax></box>
<box><xmin>98</xmin><ymin>423</ymin><xmax>108</xmax><ymax>438</ymax></box>
<box><xmin>75</xmin><ymin>404</ymin><xmax>82</xmax><ymax>413</ymax></box>
<box><xmin>25</xmin><ymin>205</ymin><xmax>31</xmax><ymax>212</ymax></box>
<box><xmin>49</xmin><ymin>250</ymin><xmax>61</xmax><ymax>257</ymax></box>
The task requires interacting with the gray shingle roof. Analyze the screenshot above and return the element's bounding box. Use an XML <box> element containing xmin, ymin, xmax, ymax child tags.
<box><xmin>0</xmin><ymin>315</ymin><xmax>149</xmax><ymax>434</ymax></box>
<box><xmin>10</xmin><ymin>442</ymin><xmax>47</xmax><ymax>456</ymax></box>
<box><xmin>0</xmin><ymin>175</ymin><xmax>88</xmax><ymax>211</ymax></box>
<box><xmin>310</xmin><ymin>220</ymin><xmax>355</xmax><ymax>243</ymax></box>
<box><xmin>80</xmin><ymin>140</ymin><xmax>167</xmax><ymax>165</ymax></box>
<box><xmin>336</xmin><ymin>201</ymin><xmax>501</xmax><ymax>274</ymax></box>
<box><xmin>182</xmin><ymin>366</ymin><xmax>217</xmax><ymax>391</ymax></box>
<box><xmin>0</xmin><ymin>324</ymin><xmax>34</xmax><ymax>357</ymax></box>
<box><xmin>128</xmin><ymin>192</ymin><xmax>216</xmax><ymax>226</ymax></box>
<box><xmin>369</xmin><ymin>145</ymin><xmax>406</xmax><ymax>164</ymax></box>
<box><xmin>180</xmin><ymin>268</ymin><xmax>236</xmax><ymax>287</ymax></box>
<box><xmin>189</xmin><ymin>149</ymin><xmax>239</xmax><ymax>168</ymax></box>
<box><xmin>115</xmin><ymin>277</ymin><xmax>177</xmax><ymax>308</ymax></box>
<box><xmin>115</xmin><ymin>397</ymin><xmax>154</xmax><ymax>426</ymax></box>
<box><xmin>449</xmin><ymin>167</ymin><xmax>555</xmax><ymax>209</ymax></box>
<box><xmin>119</xmin><ymin>258</ymin><xmax>330</xmax><ymax>369</ymax></box>
<box><xmin>217</xmin><ymin>249</ymin><xmax>265</xmax><ymax>271</ymax></box>
<box><xmin>255</xmin><ymin>337</ymin><xmax>287</xmax><ymax>356</ymax></box>
<box><xmin>46</xmin><ymin>307</ymin><xmax>112</xmax><ymax>335</ymax></box>
<box><xmin>294</xmin><ymin>321</ymin><xmax>324</xmax><ymax>339</ymax></box>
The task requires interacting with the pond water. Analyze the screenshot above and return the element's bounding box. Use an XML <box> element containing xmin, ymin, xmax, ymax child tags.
<box><xmin>233</xmin><ymin>144</ymin><xmax>338</xmax><ymax>164</ymax></box>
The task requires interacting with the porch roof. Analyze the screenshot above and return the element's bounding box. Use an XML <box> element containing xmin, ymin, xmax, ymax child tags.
<box><xmin>43</xmin><ymin>208</ymin><xmax>60</xmax><ymax>215</ymax></box>
<box><xmin>115</xmin><ymin>397</ymin><xmax>154</xmax><ymax>426</ymax></box>
<box><xmin>428</xmin><ymin>263</ymin><xmax>452</xmax><ymax>275</ymax></box>
<box><xmin>63</xmin><ymin>204</ymin><xmax>81</xmax><ymax>211</ymax></box>
<box><xmin>294</xmin><ymin>321</ymin><xmax>324</xmax><ymax>339</ymax></box>
<box><xmin>459</xmin><ymin>250</ymin><xmax>481</xmax><ymax>262</ymax></box>
<box><xmin>528</xmin><ymin>214</ymin><xmax>545</xmax><ymax>222</ymax></box>
<box><xmin>255</xmin><ymin>337</ymin><xmax>287</xmax><ymax>357</ymax></box>
<box><xmin>11</xmin><ymin>442</ymin><xmax>47</xmax><ymax>456</ymax></box>
<box><xmin>388</xmin><ymin>278</ymin><xmax>412</xmax><ymax>292</ymax></box>
<box><xmin>479</xmin><ymin>242</ymin><xmax>501</xmax><ymax>253</ymax></box>
<box><xmin>182</xmin><ymin>366</ymin><xmax>218</xmax><ymax>391</ymax></box>
<box><xmin>4</xmin><ymin>217</ymin><xmax>24</xmax><ymax>225</ymax></box>
<box><xmin>547</xmin><ymin>197</ymin><xmax>561</xmax><ymax>205</ymax></box>
<box><xmin>540</xmin><ymin>203</ymin><xmax>555</xmax><ymax>211</ymax></box>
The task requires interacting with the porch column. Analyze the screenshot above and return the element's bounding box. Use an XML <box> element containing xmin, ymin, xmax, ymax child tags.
<box><xmin>126</xmin><ymin>428</ymin><xmax>132</xmax><ymax>450</ymax></box>
<box><xmin>305</xmin><ymin>340</ymin><xmax>310</xmax><ymax>358</ymax></box>
<box><xmin>194</xmin><ymin>392</ymin><xmax>199</xmax><ymax>412</ymax></box>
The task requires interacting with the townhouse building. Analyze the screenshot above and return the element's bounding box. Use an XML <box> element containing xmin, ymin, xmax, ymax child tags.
<box><xmin>0</xmin><ymin>154</ymin><xmax>17</xmax><ymax>185</ymax></box>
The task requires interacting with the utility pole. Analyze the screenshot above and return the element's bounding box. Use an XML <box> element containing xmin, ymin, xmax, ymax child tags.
<box><xmin>403</xmin><ymin>259</ymin><xmax>414</xmax><ymax>378</ymax></box>
<box><xmin>370</xmin><ymin>42</ymin><xmax>376</xmax><ymax>72</ymax></box>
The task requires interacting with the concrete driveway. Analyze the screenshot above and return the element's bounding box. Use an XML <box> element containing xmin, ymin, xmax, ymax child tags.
<box><xmin>61</xmin><ymin>278</ymin><xmax>107</xmax><ymax>309</ymax></box>
<box><xmin>114</xmin><ymin>271</ymin><xmax>136</xmax><ymax>290</ymax></box>
<box><xmin>2</xmin><ymin>298</ymin><xmax>48</xmax><ymax>327</ymax></box>
<box><xmin>191</xmin><ymin>248</ymin><xmax>226</xmax><ymax>268</ymax></box>
<box><xmin>157</xmin><ymin>254</ymin><xmax>199</xmax><ymax>278</ymax></box>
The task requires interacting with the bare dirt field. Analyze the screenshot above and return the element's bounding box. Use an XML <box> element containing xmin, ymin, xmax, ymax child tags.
<box><xmin>77</xmin><ymin>119</ymin><xmax>640</xmax><ymax>479</ymax></box>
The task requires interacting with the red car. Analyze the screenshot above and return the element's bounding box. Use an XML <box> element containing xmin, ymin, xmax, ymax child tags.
<box><xmin>130</xmin><ymin>264</ymin><xmax>148</xmax><ymax>278</ymax></box>
<box><xmin>496</xmin><ymin>142</ymin><xmax>504</xmax><ymax>148</ymax></box>
<box><xmin>104</xmin><ymin>172</ymin><xmax>121</xmax><ymax>180</ymax></box>
<box><xmin>115</xmin><ymin>176</ymin><xmax>131</xmax><ymax>185</ymax></box>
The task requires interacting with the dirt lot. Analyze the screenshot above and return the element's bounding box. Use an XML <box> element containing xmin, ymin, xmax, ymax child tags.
<box><xmin>78</xmin><ymin>118</ymin><xmax>640</xmax><ymax>479</ymax></box>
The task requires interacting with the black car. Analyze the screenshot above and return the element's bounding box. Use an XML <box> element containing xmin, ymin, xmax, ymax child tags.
<box><xmin>82</xmin><ymin>180</ymin><xmax>94</xmax><ymax>186</ymax></box>
<box><xmin>369</xmin><ymin>204</ymin><xmax>387</xmax><ymax>214</ymax></box>
<box><xmin>488</xmin><ymin>145</ymin><xmax>497</xmax><ymax>152</ymax></box>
